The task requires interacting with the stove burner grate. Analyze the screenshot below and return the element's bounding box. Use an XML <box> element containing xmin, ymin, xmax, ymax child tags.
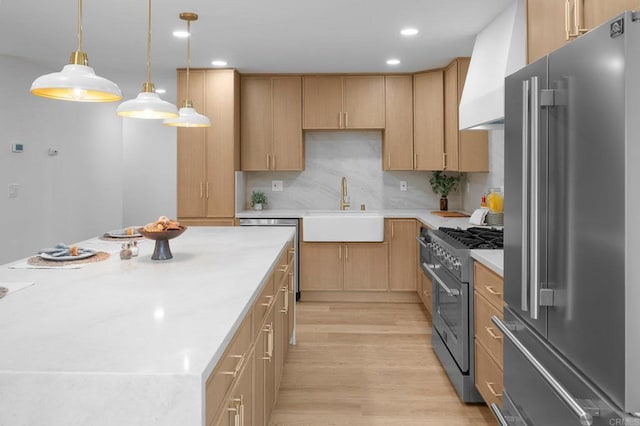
<box><xmin>439</xmin><ymin>227</ymin><xmax>503</xmax><ymax>249</ymax></box>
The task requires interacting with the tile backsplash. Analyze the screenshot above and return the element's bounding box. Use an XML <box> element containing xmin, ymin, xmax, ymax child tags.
<box><xmin>462</xmin><ymin>129</ymin><xmax>505</xmax><ymax>211</ymax></box>
<box><xmin>242</xmin><ymin>131</ymin><xmax>463</xmax><ymax>211</ymax></box>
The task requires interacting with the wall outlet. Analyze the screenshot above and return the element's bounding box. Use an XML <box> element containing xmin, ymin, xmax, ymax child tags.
<box><xmin>400</xmin><ymin>181</ymin><xmax>408</xmax><ymax>191</ymax></box>
<box><xmin>8</xmin><ymin>183</ymin><xmax>19</xmax><ymax>198</ymax></box>
<box><xmin>466</xmin><ymin>183</ymin><xmax>470</xmax><ymax>193</ymax></box>
<box><xmin>272</xmin><ymin>180</ymin><xmax>283</xmax><ymax>192</ymax></box>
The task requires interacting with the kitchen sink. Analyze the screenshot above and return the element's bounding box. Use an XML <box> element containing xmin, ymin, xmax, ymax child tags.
<box><xmin>302</xmin><ymin>210</ymin><xmax>384</xmax><ymax>242</ymax></box>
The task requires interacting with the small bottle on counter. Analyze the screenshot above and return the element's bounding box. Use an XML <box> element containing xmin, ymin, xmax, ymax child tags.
<box><xmin>480</xmin><ymin>194</ymin><xmax>487</xmax><ymax>208</ymax></box>
<box><xmin>120</xmin><ymin>243</ymin><xmax>132</xmax><ymax>260</ymax></box>
<box><xmin>130</xmin><ymin>241</ymin><xmax>139</xmax><ymax>257</ymax></box>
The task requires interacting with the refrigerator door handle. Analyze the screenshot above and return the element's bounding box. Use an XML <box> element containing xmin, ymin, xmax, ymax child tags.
<box><xmin>521</xmin><ymin>79</ymin><xmax>530</xmax><ymax>312</ymax></box>
<box><xmin>492</xmin><ymin>316</ymin><xmax>595</xmax><ymax>426</ymax></box>
<box><xmin>529</xmin><ymin>76</ymin><xmax>541</xmax><ymax>320</ymax></box>
<box><xmin>490</xmin><ymin>403</ymin><xmax>510</xmax><ymax>426</ymax></box>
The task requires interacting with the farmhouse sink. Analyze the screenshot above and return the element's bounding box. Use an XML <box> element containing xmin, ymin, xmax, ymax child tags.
<box><xmin>302</xmin><ymin>210</ymin><xmax>384</xmax><ymax>242</ymax></box>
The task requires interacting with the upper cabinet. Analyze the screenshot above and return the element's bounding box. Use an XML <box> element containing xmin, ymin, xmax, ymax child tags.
<box><xmin>241</xmin><ymin>76</ymin><xmax>303</xmax><ymax>171</ymax></box>
<box><xmin>413</xmin><ymin>70</ymin><xmax>444</xmax><ymax>171</ymax></box>
<box><xmin>383</xmin><ymin>75</ymin><xmax>414</xmax><ymax>170</ymax></box>
<box><xmin>303</xmin><ymin>75</ymin><xmax>385</xmax><ymax>129</ymax></box>
<box><xmin>527</xmin><ymin>0</ymin><xmax>637</xmax><ymax>63</ymax></box>
<box><xmin>177</xmin><ymin>69</ymin><xmax>240</xmax><ymax>225</ymax></box>
<box><xmin>444</xmin><ymin>58</ymin><xmax>488</xmax><ymax>172</ymax></box>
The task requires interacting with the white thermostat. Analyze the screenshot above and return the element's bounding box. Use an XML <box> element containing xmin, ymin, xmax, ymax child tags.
<box><xmin>11</xmin><ymin>143</ymin><xmax>24</xmax><ymax>153</ymax></box>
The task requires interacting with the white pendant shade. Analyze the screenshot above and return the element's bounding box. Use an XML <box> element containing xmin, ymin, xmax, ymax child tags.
<box><xmin>116</xmin><ymin>91</ymin><xmax>179</xmax><ymax>119</ymax></box>
<box><xmin>163</xmin><ymin>107</ymin><xmax>211</xmax><ymax>127</ymax></box>
<box><xmin>31</xmin><ymin>64</ymin><xmax>122</xmax><ymax>102</ymax></box>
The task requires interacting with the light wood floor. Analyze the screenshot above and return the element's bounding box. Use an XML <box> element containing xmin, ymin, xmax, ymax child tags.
<box><xmin>269</xmin><ymin>302</ymin><xmax>496</xmax><ymax>426</ymax></box>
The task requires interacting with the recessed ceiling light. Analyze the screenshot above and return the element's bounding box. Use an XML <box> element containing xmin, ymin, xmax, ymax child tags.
<box><xmin>155</xmin><ymin>88</ymin><xmax>167</xmax><ymax>94</ymax></box>
<box><xmin>401</xmin><ymin>28</ymin><xmax>419</xmax><ymax>36</ymax></box>
<box><xmin>211</xmin><ymin>60</ymin><xmax>228</xmax><ymax>66</ymax></box>
<box><xmin>386</xmin><ymin>59</ymin><xmax>401</xmax><ymax>65</ymax></box>
<box><xmin>173</xmin><ymin>30</ymin><xmax>190</xmax><ymax>38</ymax></box>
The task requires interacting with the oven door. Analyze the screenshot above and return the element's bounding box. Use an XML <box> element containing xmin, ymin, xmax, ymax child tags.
<box><xmin>423</xmin><ymin>258</ymin><xmax>469</xmax><ymax>372</ymax></box>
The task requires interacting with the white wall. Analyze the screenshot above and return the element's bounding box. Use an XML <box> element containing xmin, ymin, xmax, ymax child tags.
<box><xmin>244</xmin><ymin>131</ymin><xmax>463</xmax><ymax>211</ymax></box>
<box><xmin>122</xmin><ymin>120</ymin><xmax>176</xmax><ymax>226</ymax></box>
<box><xmin>0</xmin><ymin>55</ymin><xmax>124</xmax><ymax>264</ymax></box>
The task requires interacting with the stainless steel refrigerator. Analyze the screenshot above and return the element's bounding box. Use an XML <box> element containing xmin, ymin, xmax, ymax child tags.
<box><xmin>495</xmin><ymin>11</ymin><xmax>640</xmax><ymax>426</ymax></box>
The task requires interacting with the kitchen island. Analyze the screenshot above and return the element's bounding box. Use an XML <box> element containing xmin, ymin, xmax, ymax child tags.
<box><xmin>0</xmin><ymin>226</ymin><xmax>295</xmax><ymax>426</ymax></box>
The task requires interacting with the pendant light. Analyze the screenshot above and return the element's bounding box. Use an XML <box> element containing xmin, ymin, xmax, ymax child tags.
<box><xmin>116</xmin><ymin>0</ymin><xmax>178</xmax><ymax>119</ymax></box>
<box><xmin>164</xmin><ymin>13</ymin><xmax>211</xmax><ymax>127</ymax></box>
<box><xmin>30</xmin><ymin>0</ymin><xmax>122</xmax><ymax>102</ymax></box>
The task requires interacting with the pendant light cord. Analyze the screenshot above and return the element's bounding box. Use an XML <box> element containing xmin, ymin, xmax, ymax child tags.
<box><xmin>146</xmin><ymin>0</ymin><xmax>152</xmax><ymax>85</ymax></box>
<box><xmin>77</xmin><ymin>0</ymin><xmax>83</xmax><ymax>52</ymax></box>
<box><xmin>186</xmin><ymin>19</ymin><xmax>191</xmax><ymax>102</ymax></box>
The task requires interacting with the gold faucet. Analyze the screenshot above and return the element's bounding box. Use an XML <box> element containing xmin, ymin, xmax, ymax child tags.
<box><xmin>340</xmin><ymin>176</ymin><xmax>350</xmax><ymax>210</ymax></box>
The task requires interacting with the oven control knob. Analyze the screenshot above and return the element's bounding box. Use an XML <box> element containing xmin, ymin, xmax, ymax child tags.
<box><xmin>452</xmin><ymin>259</ymin><xmax>461</xmax><ymax>270</ymax></box>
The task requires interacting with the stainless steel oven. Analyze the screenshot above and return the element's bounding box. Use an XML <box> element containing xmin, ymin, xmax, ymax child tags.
<box><xmin>417</xmin><ymin>226</ymin><xmax>502</xmax><ymax>403</ymax></box>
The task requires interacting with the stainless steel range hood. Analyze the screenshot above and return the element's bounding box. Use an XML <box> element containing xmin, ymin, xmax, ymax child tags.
<box><xmin>459</xmin><ymin>0</ymin><xmax>526</xmax><ymax>130</ymax></box>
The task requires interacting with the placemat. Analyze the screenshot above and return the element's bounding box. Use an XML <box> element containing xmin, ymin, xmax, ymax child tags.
<box><xmin>27</xmin><ymin>251</ymin><xmax>111</xmax><ymax>267</ymax></box>
<box><xmin>430</xmin><ymin>211</ymin><xmax>471</xmax><ymax>217</ymax></box>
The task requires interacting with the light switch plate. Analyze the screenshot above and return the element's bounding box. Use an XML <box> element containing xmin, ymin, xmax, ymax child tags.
<box><xmin>272</xmin><ymin>180</ymin><xmax>283</xmax><ymax>192</ymax></box>
<box><xmin>400</xmin><ymin>181</ymin><xmax>408</xmax><ymax>191</ymax></box>
<box><xmin>8</xmin><ymin>183</ymin><xmax>18</xmax><ymax>198</ymax></box>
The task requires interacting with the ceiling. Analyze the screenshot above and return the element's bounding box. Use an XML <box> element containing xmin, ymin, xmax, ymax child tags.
<box><xmin>0</xmin><ymin>0</ymin><xmax>513</xmax><ymax>102</ymax></box>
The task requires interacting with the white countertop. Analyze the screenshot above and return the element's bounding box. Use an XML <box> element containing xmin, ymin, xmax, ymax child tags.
<box><xmin>471</xmin><ymin>250</ymin><xmax>504</xmax><ymax>277</ymax></box>
<box><xmin>237</xmin><ymin>208</ymin><xmax>504</xmax><ymax>274</ymax></box>
<box><xmin>237</xmin><ymin>208</ymin><xmax>480</xmax><ymax>230</ymax></box>
<box><xmin>0</xmin><ymin>226</ymin><xmax>295</xmax><ymax>426</ymax></box>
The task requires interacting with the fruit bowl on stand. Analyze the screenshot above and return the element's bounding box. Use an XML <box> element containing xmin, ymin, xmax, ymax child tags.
<box><xmin>137</xmin><ymin>227</ymin><xmax>187</xmax><ymax>260</ymax></box>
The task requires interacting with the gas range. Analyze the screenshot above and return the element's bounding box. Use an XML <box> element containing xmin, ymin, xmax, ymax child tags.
<box><xmin>421</xmin><ymin>227</ymin><xmax>503</xmax><ymax>283</ymax></box>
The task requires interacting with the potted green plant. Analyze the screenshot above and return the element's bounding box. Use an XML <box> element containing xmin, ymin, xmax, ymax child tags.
<box><xmin>251</xmin><ymin>190</ymin><xmax>268</xmax><ymax>211</ymax></box>
<box><xmin>429</xmin><ymin>171</ymin><xmax>461</xmax><ymax>211</ymax></box>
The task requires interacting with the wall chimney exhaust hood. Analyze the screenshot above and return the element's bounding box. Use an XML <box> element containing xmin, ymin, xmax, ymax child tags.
<box><xmin>459</xmin><ymin>0</ymin><xmax>526</xmax><ymax>130</ymax></box>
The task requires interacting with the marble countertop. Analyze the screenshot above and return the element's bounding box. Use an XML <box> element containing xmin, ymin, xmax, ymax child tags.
<box><xmin>0</xmin><ymin>226</ymin><xmax>295</xmax><ymax>426</ymax></box>
<box><xmin>471</xmin><ymin>250</ymin><xmax>504</xmax><ymax>277</ymax></box>
<box><xmin>237</xmin><ymin>208</ymin><xmax>504</xmax><ymax>275</ymax></box>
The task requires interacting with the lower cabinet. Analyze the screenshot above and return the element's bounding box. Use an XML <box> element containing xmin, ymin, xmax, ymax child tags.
<box><xmin>300</xmin><ymin>242</ymin><xmax>388</xmax><ymax>291</ymax></box>
<box><xmin>387</xmin><ymin>219</ymin><xmax>417</xmax><ymax>291</ymax></box>
<box><xmin>207</xmin><ymin>239</ymin><xmax>294</xmax><ymax>426</ymax></box>
<box><xmin>473</xmin><ymin>261</ymin><xmax>504</xmax><ymax>409</ymax></box>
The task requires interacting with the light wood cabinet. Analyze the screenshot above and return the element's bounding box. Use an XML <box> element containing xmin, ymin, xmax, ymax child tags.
<box><xmin>241</xmin><ymin>76</ymin><xmax>303</xmax><ymax>171</ymax></box>
<box><xmin>383</xmin><ymin>75</ymin><xmax>414</xmax><ymax>170</ymax></box>
<box><xmin>473</xmin><ymin>261</ymin><xmax>504</xmax><ymax>409</ymax></box>
<box><xmin>177</xmin><ymin>69</ymin><xmax>240</xmax><ymax>224</ymax></box>
<box><xmin>413</xmin><ymin>70</ymin><xmax>445</xmax><ymax>171</ymax></box>
<box><xmin>527</xmin><ymin>0</ymin><xmax>637</xmax><ymax>64</ymax></box>
<box><xmin>208</xmin><ymin>239</ymin><xmax>294</xmax><ymax>426</ymax></box>
<box><xmin>300</xmin><ymin>242</ymin><xmax>388</xmax><ymax>292</ymax></box>
<box><xmin>386</xmin><ymin>219</ymin><xmax>417</xmax><ymax>291</ymax></box>
<box><xmin>443</xmin><ymin>58</ymin><xmax>488</xmax><ymax>172</ymax></box>
<box><xmin>303</xmin><ymin>75</ymin><xmax>385</xmax><ymax>129</ymax></box>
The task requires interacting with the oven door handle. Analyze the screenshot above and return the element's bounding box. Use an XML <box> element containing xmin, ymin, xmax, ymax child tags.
<box><xmin>416</xmin><ymin>236</ymin><xmax>427</xmax><ymax>248</ymax></box>
<box><xmin>423</xmin><ymin>262</ymin><xmax>460</xmax><ymax>296</ymax></box>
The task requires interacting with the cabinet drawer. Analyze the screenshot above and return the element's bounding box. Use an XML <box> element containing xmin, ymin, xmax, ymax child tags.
<box><xmin>475</xmin><ymin>339</ymin><xmax>503</xmax><ymax>409</ymax></box>
<box><xmin>474</xmin><ymin>262</ymin><xmax>503</xmax><ymax>311</ymax></box>
<box><xmin>253</xmin><ymin>275</ymin><xmax>276</xmax><ymax>338</ymax></box>
<box><xmin>205</xmin><ymin>313</ymin><xmax>252</xmax><ymax>425</ymax></box>
<box><xmin>474</xmin><ymin>291</ymin><xmax>503</xmax><ymax>367</ymax></box>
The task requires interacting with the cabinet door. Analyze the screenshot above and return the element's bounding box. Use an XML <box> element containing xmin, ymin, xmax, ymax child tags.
<box><xmin>263</xmin><ymin>308</ymin><xmax>276</xmax><ymax>424</ymax></box>
<box><xmin>254</xmin><ymin>323</ymin><xmax>267</xmax><ymax>426</ymax></box>
<box><xmin>387</xmin><ymin>219</ymin><xmax>417</xmax><ymax>291</ymax></box>
<box><xmin>343</xmin><ymin>243</ymin><xmax>388</xmax><ymax>291</ymax></box>
<box><xmin>583</xmin><ymin>0</ymin><xmax>638</xmax><ymax>29</ymax></box>
<box><xmin>205</xmin><ymin>70</ymin><xmax>239</xmax><ymax>218</ymax></box>
<box><xmin>275</xmin><ymin>285</ymin><xmax>286</xmax><ymax>394</ymax></box>
<box><xmin>302</xmin><ymin>76</ymin><xmax>342</xmax><ymax>129</ymax></box>
<box><xmin>177</xmin><ymin>70</ymin><xmax>207</xmax><ymax>218</ymax></box>
<box><xmin>300</xmin><ymin>242</ymin><xmax>343</xmax><ymax>291</ymax></box>
<box><xmin>413</xmin><ymin>70</ymin><xmax>444</xmax><ymax>171</ymax></box>
<box><xmin>527</xmin><ymin>0</ymin><xmax>568</xmax><ymax>63</ymax></box>
<box><xmin>216</xmin><ymin>352</ymin><xmax>253</xmax><ymax>426</ymax></box>
<box><xmin>343</xmin><ymin>76</ymin><xmax>385</xmax><ymax>129</ymax></box>
<box><xmin>241</xmin><ymin>77</ymin><xmax>271</xmax><ymax>171</ymax></box>
<box><xmin>272</xmin><ymin>77</ymin><xmax>303</xmax><ymax>170</ymax></box>
<box><xmin>383</xmin><ymin>75</ymin><xmax>414</xmax><ymax>170</ymax></box>
<box><xmin>444</xmin><ymin>60</ymin><xmax>461</xmax><ymax>172</ymax></box>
